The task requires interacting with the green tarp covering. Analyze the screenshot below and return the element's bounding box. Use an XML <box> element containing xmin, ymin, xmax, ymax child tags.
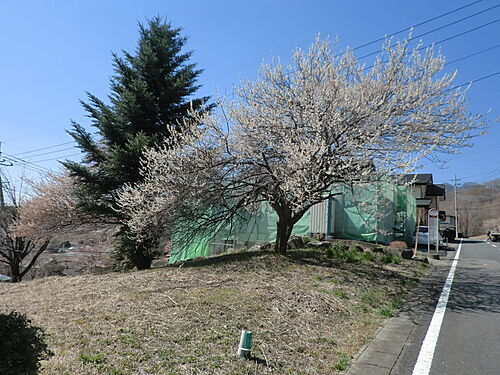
<box><xmin>331</xmin><ymin>182</ymin><xmax>416</xmax><ymax>244</ymax></box>
<box><xmin>169</xmin><ymin>204</ymin><xmax>310</xmax><ymax>263</ymax></box>
<box><xmin>169</xmin><ymin>182</ymin><xmax>416</xmax><ymax>263</ymax></box>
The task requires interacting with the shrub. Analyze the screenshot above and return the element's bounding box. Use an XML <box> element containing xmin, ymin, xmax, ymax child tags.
<box><xmin>326</xmin><ymin>242</ymin><xmax>379</xmax><ymax>264</ymax></box>
<box><xmin>79</xmin><ymin>352</ymin><xmax>107</xmax><ymax>365</ymax></box>
<box><xmin>391</xmin><ymin>297</ymin><xmax>404</xmax><ymax>310</ymax></box>
<box><xmin>332</xmin><ymin>241</ymin><xmax>349</xmax><ymax>252</ymax></box>
<box><xmin>378</xmin><ymin>306</ymin><xmax>394</xmax><ymax>317</ymax></box>
<box><xmin>333</xmin><ymin>352</ymin><xmax>350</xmax><ymax>371</ymax></box>
<box><xmin>359</xmin><ymin>251</ymin><xmax>377</xmax><ymax>262</ymax></box>
<box><xmin>300</xmin><ymin>236</ymin><xmax>314</xmax><ymax>245</ymax></box>
<box><xmin>325</xmin><ymin>247</ymin><xmax>335</xmax><ymax>258</ymax></box>
<box><xmin>332</xmin><ymin>289</ymin><xmax>349</xmax><ymax>299</ymax></box>
<box><xmin>326</xmin><ymin>242</ymin><xmax>350</xmax><ymax>259</ymax></box>
<box><xmin>381</xmin><ymin>253</ymin><xmax>402</xmax><ymax>264</ymax></box>
<box><xmin>360</xmin><ymin>289</ymin><xmax>383</xmax><ymax>308</ymax></box>
<box><xmin>0</xmin><ymin>311</ymin><xmax>52</xmax><ymax>375</ymax></box>
<box><xmin>113</xmin><ymin>228</ymin><xmax>162</xmax><ymax>270</ymax></box>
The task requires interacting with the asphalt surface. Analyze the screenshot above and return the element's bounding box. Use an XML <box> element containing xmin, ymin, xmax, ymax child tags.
<box><xmin>393</xmin><ymin>239</ymin><xmax>500</xmax><ymax>374</ymax></box>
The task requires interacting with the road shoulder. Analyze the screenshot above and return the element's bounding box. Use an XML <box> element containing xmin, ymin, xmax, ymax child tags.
<box><xmin>347</xmin><ymin>250</ymin><xmax>456</xmax><ymax>375</ymax></box>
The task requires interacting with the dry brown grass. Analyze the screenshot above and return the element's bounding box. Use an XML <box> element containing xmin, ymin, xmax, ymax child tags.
<box><xmin>0</xmin><ymin>248</ymin><xmax>429</xmax><ymax>374</ymax></box>
<box><xmin>388</xmin><ymin>241</ymin><xmax>408</xmax><ymax>249</ymax></box>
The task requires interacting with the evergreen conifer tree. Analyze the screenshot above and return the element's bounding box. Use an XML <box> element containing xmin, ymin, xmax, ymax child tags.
<box><xmin>64</xmin><ymin>17</ymin><xmax>209</xmax><ymax>269</ymax></box>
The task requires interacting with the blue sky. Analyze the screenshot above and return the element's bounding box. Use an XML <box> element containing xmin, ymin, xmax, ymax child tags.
<box><xmin>0</xmin><ymin>0</ymin><xmax>499</xmax><ymax>194</ymax></box>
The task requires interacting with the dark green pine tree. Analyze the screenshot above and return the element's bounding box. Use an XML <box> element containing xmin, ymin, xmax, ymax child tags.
<box><xmin>64</xmin><ymin>17</ymin><xmax>209</xmax><ymax>269</ymax></box>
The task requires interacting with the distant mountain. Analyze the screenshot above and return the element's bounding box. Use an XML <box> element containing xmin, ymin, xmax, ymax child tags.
<box><xmin>439</xmin><ymin>178</ymin><xmax>500</xmax><ymax>236</ymax></box>
<box><xmin>443</xmin><ymin>183</ymin><xmax>454</xmax><ymax>193</ymax></box>
<box><xmin>462</xmin><ymin>182</ymin><xmax>480</xmax><ymax>189</ymax></box>
<box><xmin>442</xmin><ymin>182</ymin><xmax>479</xmax><ymax>193</ymax></box>
<box><xmin>483</xmin><ymin>178</ymin><xmax>500</xmax><ymax>192</ymax></box>
<box><xmin>440</xmin><ymin>181</ymin><xmax>498</xmax><ymax>193</ymax></box>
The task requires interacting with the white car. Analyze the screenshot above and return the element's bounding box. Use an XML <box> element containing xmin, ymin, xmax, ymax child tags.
<box><xmin>413</xmin><ymin>226</ymin><xmax>443</xmax><ymax>248</ymax></box>
<box><xmin>0</xmin><ymin>274</ymin><xmax>12</xmax><ymax>282</ymax></box>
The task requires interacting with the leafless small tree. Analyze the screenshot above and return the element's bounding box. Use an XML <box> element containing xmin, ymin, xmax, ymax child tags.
<box><xmin>118</xmin><ymin>37</ymin><xmax>486</xmax><ymax>256</ymax></box>
<box><xmin>0</xmin><ymin>172</ymin><xmax>81</xmax><ymax>281</ymax></box>
<box><xmin>0</xmin><ymin>214</ymin><xmax>50</xmax><ymax>282</ymax></box>
<box><xmin>459</xmin><ymin>204</ymin><xmax>483</xmax><ymax>237</ymax></box>
<box><xmin>16</xmin><ymin>172</ymin><xmax>83</xmax><ymax>238</ymax></box>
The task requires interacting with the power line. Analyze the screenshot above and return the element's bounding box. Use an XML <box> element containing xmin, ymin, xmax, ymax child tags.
<box><xmin>458</xmin><ymin>167</ymin><xmax>500</xmax><ymax>180</ymax></box>
<box><xmin>30</xmin><ymin>152</ymin><xmax>82</xmax><ymax>163</ymax></box>
<box><xmin>418</xmin><ymin>16</ymin><xmax>500</xmax><ymax>51</ymax></box>
<box><xmin>361</xmin><ymin>16</ymin><xmax>500</xmax><ymax>72</ymax></box>
<box><xmin>22</xmin><ymin>146</ymin><xmax>76</xmax><ymax>160</ymax></box>
<box><xmin>450</xmin><ymin>70</ymin><xmax>500</xmax><ymax>90</ymax></box>
<box><xmin>2</xmin><ymin>159</ymin><xmax>45</xmax><ymax>175</ymax></box>
<box><xmin>3</xmin><ymin>156</ymin><xmax>45</xmax><ymax>172</ymax></box>
<box><xmin>357</xmin><ymin>3</ymin><xmax>500</xmax><ymax>60</ymax></box>
<box><xmin>3</xmin><ymin>153</ymin><xmax>51</xmax><ymax>173</ymax></box>
<box><xmin>351</xmin><ymin>0</ymin><xmax>486</xmax><ymax>52</ymax></box>
<box><xmin>444</xmin><ymin>44</ymin><xmax>500</xmax><ymax>66</ymax></box>
<box><xmin>204</xmin><ymin>0</ymin><xmax>488</xmax><ymax>84</ymax></box>
<box><xmin>4</xmin><ymin>161</ymin><xmax>46</xmax><ymax>174</ymax></box>
<box><xmin>222</xmin><ymin>18</ymin><xmax>500</xmax><ymax>100</ymax></box>
<box><xmin>3</xmin><ymin>149</ymin><xmax>82</xmax><ymax>173</ymax></box>
<box><xmin>12</xmin><ymin>141</ymin><xmax>75</xmax><ymax>157</ymax></box>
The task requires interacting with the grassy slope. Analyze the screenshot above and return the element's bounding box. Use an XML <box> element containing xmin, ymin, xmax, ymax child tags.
<box><xmin>0</xmin><ymin>248</ymin><xmax>429</xmax><ymax>375</ymax></box>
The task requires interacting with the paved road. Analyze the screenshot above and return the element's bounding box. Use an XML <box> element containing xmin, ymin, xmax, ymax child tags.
<box><xmin>394</xmin><ymin>239</ymin><xmax>500</xmax><ymax>374</ymax></box>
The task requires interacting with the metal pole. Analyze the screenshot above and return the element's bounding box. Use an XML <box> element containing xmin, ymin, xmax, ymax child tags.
<box><xmin>0</xmin><ymin>168</ymin><xmax>4</xmax><ymax>208</ymax></box>
<box><xmin>427</xmin><ymin>223</ymin><xmax>431</xmax><ymax>254</ymax></box>
<box><xmin>452</xmin><ymin>175</ymin><xmax>460</xmax><ymax>239</ymax></box>
<box><xmin>0</xmin><ymin>141</ymin><xmax>16</xmax><ymax>207</ymax></box>
<box><xmin>0</xmin><ymin>142</ymin><xmax>5</xmax><ymax>207</ymax></box>
<box><xmin>436</xmin><ymin>225</ymin><xmax>439</xmax><ymax>255</ymax></box>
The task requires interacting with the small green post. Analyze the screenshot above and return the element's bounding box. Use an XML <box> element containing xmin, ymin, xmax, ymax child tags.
<box><xmin>237</xmin><ymin>330</ymin><xmax>252</xmax><ymax>358</ymax></box>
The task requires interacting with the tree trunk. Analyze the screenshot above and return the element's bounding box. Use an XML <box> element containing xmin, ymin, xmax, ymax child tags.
<box><xmin>135</xmin><ymin>252</ymin><xmax>153</xmax><ymax>270</ymax></box>
<box><xmin>274</xmin><ymin>210</ymin><xmax>293</xmax><ymax>255</ymax></box>
<box><xmin>9</xmin><ymin>261</ymin><xmax>21</xmax><ymax>283</ymax></box>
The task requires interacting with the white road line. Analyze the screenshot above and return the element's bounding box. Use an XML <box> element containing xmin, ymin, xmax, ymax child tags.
<box><xmin>492</xmin><ymin>244</ymin><xmax>498</xmax><ymax>248</ymax></box>
<box><xmin>412</xmin><ymin>239</ymin><xmax>463</xmax><ymax>375</ymax></box>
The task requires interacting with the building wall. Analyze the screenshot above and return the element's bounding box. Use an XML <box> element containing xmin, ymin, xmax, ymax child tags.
<box><xmin>411</xmin><ymin>185</ymin><xmax>427</xmax><ymax>199</ymax></box>
<box><xmin>309</xmin><ymin>199</ymin><xmax>335</xmax><ymax>236</ymax></box>
<box><xmin>430</xmin><ymin>196</ymin><xmax>439</xmax><ymax>210</ymax></box>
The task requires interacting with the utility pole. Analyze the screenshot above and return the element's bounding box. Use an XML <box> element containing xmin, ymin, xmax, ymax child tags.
<box><xmin>451</xmin><ymin>175</ymin><xmax>461</xmax><ymax>239</ymax></box>
<box><xmin>0</xmin><ymin>142</ymin><xmax>14</xmax><ymax>208</ymax></box>
<box><xmin>0</xmin><ymin>172</ymin><xmax>4</xmax><ymax>208</ymax></box>
<box><xmin>0</xmin><ymin>142</ymin><xmax>5</xmax><ymax>207</ymax></box>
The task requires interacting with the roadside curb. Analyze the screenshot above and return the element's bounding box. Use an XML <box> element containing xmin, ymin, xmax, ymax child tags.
<box><xmin>347</xmin><ymin>314</ymin><xmax>416</xmax><ymax>375</ymax></box>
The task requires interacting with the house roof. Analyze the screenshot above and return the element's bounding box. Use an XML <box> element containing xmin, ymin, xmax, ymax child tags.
<box><xmin>416</xmin><ymin>198</ymin><xmax>432</xmax><ymax>207</ymax></box>
<box><xmin>402</xmin><ymin>173</ymin><xmax>433</xmax><ymax>185</ymax></box>
<box><xmin>426</xmin><ymin>183</ymin><xmax>446</xmax><ymax>197</ymax></box>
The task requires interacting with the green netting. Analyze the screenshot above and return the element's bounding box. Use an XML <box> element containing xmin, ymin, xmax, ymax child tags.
<box><xmin>169</xmin><ymin>203</ymin><xmax>310</xmax><ymax>263</ymax></box>
<box><xmin>332</xmin><ymin>182</ymin><xmax>392</xmax><ymax>243</ymax></box>
<box><xmin>169</xmin><ymin>228</ymin><xmax>215</xmax><ymax>263</ymax></box>
<box><xmin>331</xmin><ymin>182</ymin><xmax>416</xmax><ymax>245</ymax></box>
<box><xmin>169</xmin><ymin>182</ymin><xmax>416</xmax><ymax>263</ymax></box>
<box><xmin>213</xmin><ymin>203</ymin><xmax>311</xmax><ymax>247</ymax></box>
<box><xmin>400</xmin><ymin>186</ymin><xmax>417</xmax><ymax>244</ymax></box>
